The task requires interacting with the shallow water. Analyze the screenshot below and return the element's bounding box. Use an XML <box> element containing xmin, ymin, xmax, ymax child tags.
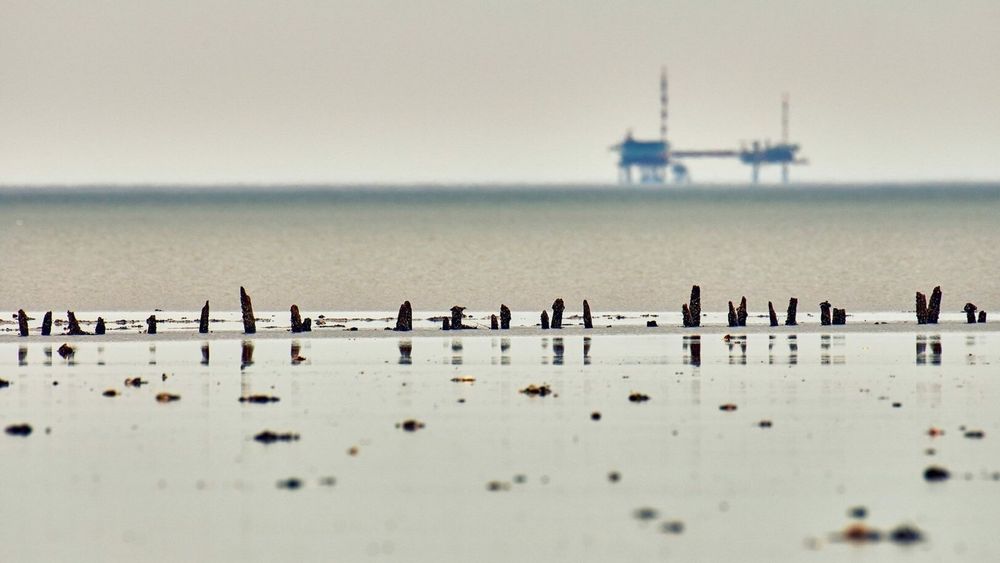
<box><xmin>2</xmin><ymin>331</ymin><xmax>999</xmax><ymax>562</ymax></box>
<box><xmin>2</xmin><ymin>184</ymin><xmax>999</xmax><ymax>313</ymax></box>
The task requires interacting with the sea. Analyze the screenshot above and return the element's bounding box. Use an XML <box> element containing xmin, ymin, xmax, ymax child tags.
<box><xmin>2</xmin><ymin>183</ymin><xmax>999</xmax><ymax>314</ymax></box>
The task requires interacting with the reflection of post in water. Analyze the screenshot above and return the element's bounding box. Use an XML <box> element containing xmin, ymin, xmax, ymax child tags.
<box><xmin>201</xmin><ymin>343</ymin><xmax>210</xmax><ymax>365</ymax></box>
<box><xmin>552</xmin><ymin>337</ymin><xmax>564</xmax><ymax>365</ymax></box>
<box><xmin>451</xmin><ymin>338</ymin><xmax>463</xmax><ymax>365</ymax></box>
<box><xmin>500</xmin><ymin>338</ymin><xmax>511</xmax><ymax>365</ymax></box>
<box><xmin>241</xmin><ymin>340</ymin><xmax>254</xmax><ymax>370</ymax></box>
<box><xmin>787</xmin><ymin>335</ymin><xmax>798</xmax><ymax>365</ymax></box>
<box><xmin>43</xmin><ymin>346</ymin><xmax>52</xmax><ymax>366</ymax></box>
<box><xmin>291</xmin><ymin>341</ymin><xmax>305</xmax><ymax>365</ymax></box>
<box><xmin>398</xmin><ymin>339</ymin><xmax>412</xmax><ymax>365</ymax></box>
<box><xmin>18</xmin><ymin>346</ymin><xmax>27</xmax><ymax>366</ymax></box>
<box><xmin>97</xmin><ymin>345</ymin><xmax>105</xmax><ymax>366</ymax></box>
<box><xmin>821</xmin><ymin>335</ymin><xmax>831</xmax><ymax>365</ymax></box>
<box><xmin>725</xmin><ymin>335</ymin><xmax>747</xmax><ymax>365</ymax></box>
<box><xmin>148</xmin><ymin>343</ymin><xmax>157</xmax><ymax>366</ymax></box>
<box><xmin>683</xmin><ymin>335</ymin><xmax>701</xmax><ymax>367</ymax></box>
<box><xmin>916</xmin><ymin>335</ymin><xmax>942</xmax><ymax>365</ymax></box>
<box><xmin>768</xmin><ymin>335</ymin><xmax>775</xmax><ymax>365</ymax></box>
<box><xmin>583</xmin><ymin>336</ymin><xmax>592</xmax><ymax>365</ymax></box>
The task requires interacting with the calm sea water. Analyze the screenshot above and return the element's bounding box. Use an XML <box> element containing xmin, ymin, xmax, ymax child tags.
<box><xmin>2</xmin><ymin>183</ymin><xmax>999</xmax><ymax>313</ymax></box>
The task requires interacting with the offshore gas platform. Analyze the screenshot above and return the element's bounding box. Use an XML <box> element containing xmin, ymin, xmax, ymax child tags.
<box><xmin>611</xmin><ymin>69</ymin><xmax>806</xmax><ymax>184</ymax></box>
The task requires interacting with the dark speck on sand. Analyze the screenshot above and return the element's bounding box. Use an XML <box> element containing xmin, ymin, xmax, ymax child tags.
<box><xmin>5</xmin><ymin>423</ymin><xmax>33</xmax><ymax>437</ymax></box>
<box><xmin>924</xmin><ymin>466</ymin><xmax>950</xmax><ymax>482</ymax></box>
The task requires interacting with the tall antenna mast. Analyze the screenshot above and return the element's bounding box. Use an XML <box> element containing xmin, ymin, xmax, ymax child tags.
<box><xmin>660</xmin><ymin>67</ymin><xmax>668</xmax><ymax>141</ymax></box>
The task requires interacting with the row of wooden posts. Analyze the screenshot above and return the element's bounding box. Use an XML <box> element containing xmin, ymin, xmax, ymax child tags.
<box><xmin>11</xmin><ymin>284</ymin><xmax>987</xmax><ymax>337</ymax></box>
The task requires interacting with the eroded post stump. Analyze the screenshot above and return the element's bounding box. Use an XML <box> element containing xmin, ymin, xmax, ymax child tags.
<box><xmin>820</xmin><ymin>301</ymin><xmax>832</xmax><ymax>326</ymax></box>
<box><xmin>199</xmin><ymin>301</ymin><xmax>210</xmax><ymax>334</ymax></box>
<box><xmin>442</xmin><ymin>317</ymin><xmax>451</xmax><ymax>331</ymax></box>
<box><xmin>727</xmin><ymin>301</ymin><xmax>738</xmax><ymax>328</ymax></box>
<box><xmin>500</xmin><ymin>304</ymin><xmax>511</xmax><ymax>330</ymax></box>
<box><xmin>240</xmin><ymin>287</ymin><xmax>256</xmax><ymax>334</ymax></box>
<box><xmin>146</xmin><ymin>315</ymin><xmax>157</xmax><ymax>334</ymax></box>
<box><xmin>832</xmin><ymin>308</ymin><xmax>846</xmax><ymax>325</ymax></box>
<box><xmin>964</xmin><ymin>303</ymin><xmax>978</xmax><ymax>324</ymax></box>
<box><xmin>785</xmin><ymin>298</ymin><xmax>798</xmax><ymax>326</ymax></box>
<box><xmin>290</xmin><ymin>305</ymin><xmax>304</xmax><ymax>333</ymax></box>
<box><xmin>551</xmin><ymin>299</ymin><xmax>565</xmax><ymax>329</ymax></box>
<box><xmin>394</xmin><ymin>301</ymin><xmax>412</xmax><ymax>332</ymax></box>
<box><xmin>689</xmin><ymin>285</ymin><xmax>701</xmax><ymax>328</ymax></box>
<box><xmin>490</xmin><ymin>314</ymin><xmax>498</xmax><ymax>330</ymax></box>
<box><xmin>41</xmin><ymin>312</ymin><xmax>52</xmax><ymax>336</ymax></box>
<box><xmin>978</xmin><ymin>310</ymin><xmax>987</xmax><ymax>323</ymax></box>
<box><xmin>17</xmin><ymin>310</ymin><xmax>28</xmax><ymax>337</ymax></box>
<box><xmin>450</xmin><ymin>306</ymin><xmax>465</xmax><ymax>330</ymax></box>
<box><xmin>301</xmin><ymin>318</ymin><xmax>311</xmax><ymax>332</ymax></box>
<box><xmin>583</xmin><ymin>300</ymin><xmax>593</xmax><ymax>329</ymax></box>
<box><xmin>682</xmin><ymin>304</ymin><xmax>693</xmax><ymax>328</ymax></box>
<box><xmin>768</xmin><ymin>301</ymin><xmax>778</xmax><ymax>327</ymax></box>
<box><xmin>95</xmin><ymin>317</ymin><xmax>106</xmax><ymax>335</ymax></box>
<box><xmin>737</xmin><ymin>296</ymin><xmax>748</xmax><ymax>327</ymax></box>
<box><xmin>66</xmin><ymin>311</ymin><xmax>86</xmax><ymax>335</ymax></box>
<box><xmin>540</xmin><ymin>310</ymin><xmax>550</xmax><ymax>330</ymax></box>
<box><xmin>928</xmin><ymin>286</ymin><xmax>942</xmax><ymax>324</ymax></box>
<box><xmin>915</xmin><ymin>292</ymin><xmax>928</xmax><ymax>324</ymax></box>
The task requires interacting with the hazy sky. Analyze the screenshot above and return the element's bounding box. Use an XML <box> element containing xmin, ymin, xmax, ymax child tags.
<box><xmin>2</xmin><ymin>0</ymin><xmax>998</xmax><ymax>184</ymax></box>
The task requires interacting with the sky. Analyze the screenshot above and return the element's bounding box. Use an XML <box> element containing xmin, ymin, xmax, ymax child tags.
<box><xmin>1</xmin><ymin>0</ymin><xmax>998</xmax><ymax>185</ymax></box>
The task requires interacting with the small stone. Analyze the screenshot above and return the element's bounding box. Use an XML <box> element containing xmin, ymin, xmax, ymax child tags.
<box><xmin>348</xmin><ymin>446</ymin><xmax>359</xmax><ymax>456</ymax></box>
<box><xmin>842</xmin><ymin>523</ymin><xmax>881</xmax><ymax>543</ymax></box>
<box><xmin>758</xmin><ymin>420</ymin><xmax>773</xmax><ymax>428</ymax></box>
<box><xmin>646</xmin><ymin>320</ymin><xmax>658</xmax><ymax>327</ymax></box>
<box><xmin>848</xmin><ymin>506</ymin><xmax>868</xmax><ymax>519</ymax></box>
<box><xmin>124</xmin><ymin>377</ymin><xmax>148</xmax><ymax>387</ymax></box>
<box><xmin>397</xmin><ymin>419</ymin><xmax>425</xmax><ymax>432</ymax></box>
<box><xmin>0</xmin><ymin>378</ymin><xmax>10</xmax><ymax>389</ymax></box>
<box><xmin>318</xmin><ymin>476</ymin><xmax>337</xmax><ymax>487</ymax></box>
<box><xmin>964</xmin><ymin>430</ymin><xmax>985</xmax><ymax>439</ymax></box>
<box><xmin>924</xmin><ymin>466</ymin><xmax>950</xmax><ymax>482</ymax></box>
<box><xmin>486</xmin><ymin>481</ymin><xmax>511</xmax><ymax>492</ymax></box>
<box><xmin>5</xmin><ymin>423</ymin><xmax>32</xmax><ymax>436</ymax></box>
<box><xmin>633</xmin><ymin>507</ymin><xmax>658</xmax><ymax>521</ymax></box>
<box><xmin>254</xmin><ymin>430</ymin><xmax>300</xmax><ymax>444</ymax></box>
<box><xmin>608</xmin><ymin>471</ymin><xmax>621</xmax><ymax>483</ymax></box>
<box><xmin>238</xmin><ymin>395</ymin><xmax>280</xmax><ymax>404</ymax></box>
<box><xmin>719</xmin><ymin>403</ymin><xmax>738</xmax><ymax>411</ymax></box>
<box><xmin>888</xmin><ymin>524</ymin><xmax>924</xmax><ymax>545</ymax></box>
<box><xmin>892</xmin><ymin>402</ymin><xmax>902</xmax><ymax>408</ymax></box>
<box><xmin>628</xmin><ymin>392</ymin><xmax>650</xmax><ymax>403</ymax></box>
<box><xmin>102</xmin><ymin>389</ymin><xmax>119</xmax><ymax>397</ymax></box>
<box><xmin>661</xmin><ymin>521</ymin><xmax>684</xmax><ymax>534</ymax></box>
<box><xmin>155</xmin><ymin>392</ymin><xmax>180</xmax><ymax>403</ymax></box>
<box><xmin>520</xmin><ymin>384</ymin><xmax>553</xmax><ymax>397</ymax></box>
<box><xmin>450</xmin><ymin>376</ymin><xmax>476</xmax><ymax>383</ymax></box>
<box><xmin>591</xmin><ymin>411</ymin><xmax>602</xmax><ymax>421</ymax></box>
<box><xmin>512</xmin><ymin>474</ymin><xmax>527</xmax><ymax>484</ymax></box>
<box><xmin>276</xmin><ymin>478</ymin><xmax>302</xmax><ymax>490</ymax></box>
<box><xmin>927</xmin><ymin>427</ymin><xmax>944</xmax><ymax>437</ymax></box>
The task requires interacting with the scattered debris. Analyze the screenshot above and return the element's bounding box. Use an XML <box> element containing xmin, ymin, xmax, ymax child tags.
<box><xmin>520</xmin><ymin>384</ymin><xmax>553</xmax><ymax>397</ymax></box>
<box><xmin>608</xmin><ymin>471</ymin><xmax>621</xmax><ymax>483</ymax></box>
<box><xmin>155</xmin><ymin>392</ymin><xmax>181</xmax><ymax>403</ymax></box>
<box><xmin>486</xmin><ymin>481</ymin><xmax>511</xmax><ymax>492</ymax></box>
<box><xmin>661</xmin><ymin>521</ymin><xmax>685</xmax><ymax>534</ymax></box>
<box><xmin>318</xmin><ymin>476</ymin><xmax>336</xmax><ymax>487</ymax></box>
<box><xmin>758</xmin><ymin>420</ymin><xmax>773</xmax><ymax>428</ymax></box>
<box><xmin>57</xmin><ymin>343</ymin><xmax>75</xmax><ymax>359</ymax></box>
<box><xmin>254</xmin><ymin>430</ymin><xmax>300</xmax><ymax>444</ymax></box>
<box><xmin>848</xmin><ymin>506</ymin><xmax>868</xmax><ymax>519</ymax></box>
<box><xmin>964</xmin><ymin>430</ymin><xmax>985</xmax><ymax>439</ymax></box>
<box><xmin>591</xmin><ymin>411</ymin><xmax>602</xmax><ymax>421</ymax></box>
<box><xmin>633</xmin><ymin>507</ymin><xmax>659</xmax><ymax>521</ymax></box>
<box><xmin>0</xmin><ymin>378</ymin><xmax>10</xmax><ymax>389</ymax></box>
<box><xmin>276</xmin><ymin>478</ymin><xmax>302</xmax><ymax>490</ymax></box>
<box><xmin>719</xmin><ymin>403</ymin><xmax>738</xmax><ymax>412</ymax></box>
<box><xmin>450</xmin><ymin>376</ymin><xmax>476</xmax><ymax>383</ymax></box>
<box><xmin>397</xmin><ymin>419</ymin><xmax>425</xmax><ymax>432</ymax></box>
<box><xmin>5</xmin><ymin>423</ymin><xmax>32</xmax><ymax>437</ymax></box>
<box><xmin>888</xmin><ymin>524</ymin><xmax>925</xmax><ymax>545</ymax></box>
<box><xmin>238</xmin><ymin>395</ymin><xmax>280</xmax><ymax>404</ymax></box>
<box><xmin>102</xmin><ymin>389</ymin><xmax>119</xmax><ymax>397</ymax></box>
<box><xmin>628</xmin><ymin>392</ymin><xmax>650</xmax><ymax>403</ymax></box>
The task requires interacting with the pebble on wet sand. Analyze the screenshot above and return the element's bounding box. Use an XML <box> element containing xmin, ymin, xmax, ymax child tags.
<box><xmin>758</xmin><ymin>420</ymin><xmax>773</xmax><ymax>428</ymax></box>
<box><xmin>254</xmin><ymin>430</ymin><xmax>300</xmax><ymax>444</ymax></box>
<box><xmin>397</xmin><ymin>419</ymin><xmax>425</xmax><ymax>432</ymax></box>
<box><xmin>633</xmin><ymin>507</ymin><xmax>658</xmax><ymax>521</ymax></box>
<box><xmin>719</xmin><ymin>403</ymin><xmax>738</xmax><ymax>411</ymax></box>
<box><xmin>520</xmin><ymin>384</ymin><xmax>553</xmax><ymax>397</ymax></box>
<box><xmin>276</xmin><ymin>478</ymin><xmax>302</xmax><ymax>490</ymax></box>
<box><xmin>486</xmin><ymin>481</ymin><xmax>511</xmax><ymax>492</ymax></box>
<box><xmin>102</xmin><ymin>389</ymin><xmax>119</xmax><ymax>397</ymax></box>
<box><xmin>155</xmin><ymin>393</ymin><xmax>181</xmax><ymax>403</ymax></box>
<box><xmin>628</xmin><ymin>392</ymin><xmax>650</xmax><ymax>403</ymax></box>
<box><xmin>591</xmin><ymin>411</ymin><xmax>602</xmax><ymax>421</ymax></box>
<box><xmin>608</xmin><ymin>471</ymin><xmax>620</xmax><ymax>483</ymax></box>
<box><xmin>923</xmin><ymin>466</ymin><xmax>950</xmax><ymax>482</ymax></box>
<box><xmin>5</xmin><ymin>423</ymin><xmax>33</xmax><ymax>436</ymax></box>
<box><xmin>238</xmin><ymin>395</ymin><xmax>280</xmax><ymax>404</ymax></box>
<box><xmin>661</xmin><ymin>521</ymin><xmax>684</xmax><ymax>534</ymax></box>
<box><xmin>888</xmin><ymin>524</ymin><xmax>924</xmax><ymax>545</ymax></box>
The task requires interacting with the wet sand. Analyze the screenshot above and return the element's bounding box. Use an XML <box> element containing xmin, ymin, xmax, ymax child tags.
<box><xmin>2</xmin><ymin>326</ymin><xmax>999</xmax><ymax>561</ymax></box>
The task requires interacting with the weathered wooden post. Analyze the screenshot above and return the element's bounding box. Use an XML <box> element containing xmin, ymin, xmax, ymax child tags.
<box><xmin>978</xmin><ymin>310</ymin><xmax>987</xmax><ymax>323</ymax></box>
<box><xmin>583</xmin><ymin>300</ymin><xmax>593</xmax><ymax>329</ymax></box>
<box><xmin>689</xmin><ymin>285</ymin><xmax>701</xmax><ymax>327</ymax></box>
<box><xmin>146</xmin><ymin>315</ymin><xmax>157</xmax><ymax>334</ymax></box>
<box><xmin>41</xmin><ymin>311</ymin><xmax>52</xmax><ymax>336</ymax></box>
<box><xmin>450</xmin><ymin>306</ymin><xmax>465</xmax><ymax>330</ymax></box>
<box><xmin>928</xmin><ymin>286</ymin><xmax>942</xmax><ymax>324</ymax></box>
<box><xmin>240</xmin><ymin>286</ymin><xmax>256</xmax><ymax>334</ymax></box>
<box><xmin>540</xmin><ymin>310</ymin><xmax>550</xmax><ymax>330</ymax></box>
<box><xmin>500</xmin><ymin>304</ymin><xmax>511</xmax><ymax>330</ymax></box>
<box><xmin>768</xmin><ymin>301</ymin><xmax>778</xmax><ymax>327</ymax></box>
<box><xmin>17</xmin><ymin>310</ymin><xmax>28</xmax><ymax>337</ymax></box>
<box><xmin>95</xmin><ymin>317</ymin><xmax>106</xmax><ymax>335</ymax></box>
<box><xmin>832</xmin><ymin>308</ymin><xmax>846</xmax><ymax>325</ymax></box>
<box><xmin>682</xmin><ymin>304</ymin><xmax>693</xmax><ymax>327</ymax></box>
<box><xmin>442</xmin><ymin>317</ymin><xmax>451</xmax><ymax>331</ymax></box>
<box><xmin>964</xmin><ymin>303</ymin><xmax>978</xmax><ymax>324</ymax></box>
<box><xmin>199</xmin><ymin>301</ymin><xmax>210</xmax><ymax>334</ymax></box>
<box><xmin>727</xmin><ymin>301</ymin><xmax>738</xmax><ymax>328</ymax></box>
<box><xmin>785</xmin><ymin>298</ymin><xmax>798</xmax><ymax>326</ymax></box>
<box><xmin>737</xmin><ymin>296</ymin><xmax>748</xmax><ymax>327</ymax></box>
<box><xmin>290</xmin><ymin>305</ymin><xmax>304</xmax><ymax>333</ymax></box>
<box><xmin>66</xmin><ymin>311</ymin><xmax>86</xmax><ymax>335</ymax></box>
<box><xmin>819</xmin><ymin>301</ymin><xmax>832</xmax><ymax>326</ymax></box>
<box><xmin>551</xmin><ymin>299</ymin><xmax>565</xmax><ymax>329</ymax></box>
<box><xmin>394</xmin><ymin>301</ymin><xmax>412</xmax><ymax>332</ymax></box>
<box><xmin>915</xmin><ymin>292</ymin><xmax>928</xmax><ymax>324</ymax></box>
<box><xmin>301</xmin><ymin>318</ymin><xmax>311</xmax><ymax>331</ymax></box>
<box><xmin>490</xmin><ymin>314</ymin><xmax>499</xmax><ymax>329</ymax></box>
